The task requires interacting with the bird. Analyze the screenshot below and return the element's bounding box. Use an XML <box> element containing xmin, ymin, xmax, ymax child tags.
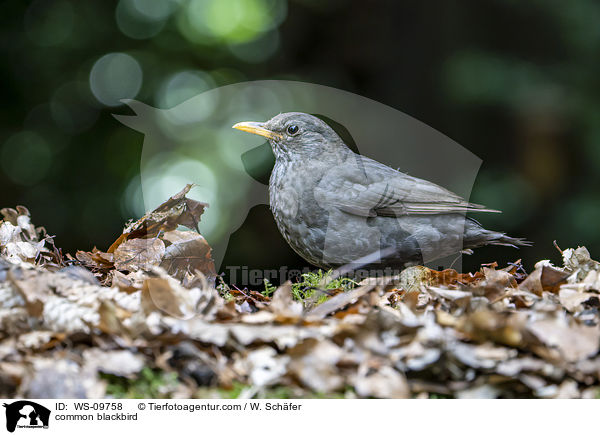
<box><xmin>233</xmin><ymin>112</ymin><xmax>529</xmax><ymax>271</ymax></box>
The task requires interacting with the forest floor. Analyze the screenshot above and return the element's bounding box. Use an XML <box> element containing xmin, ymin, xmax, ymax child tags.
<box><xmin>1</xmin><ymin>186</ymin><xmax>599</xmax><ymax>399</ymax></box>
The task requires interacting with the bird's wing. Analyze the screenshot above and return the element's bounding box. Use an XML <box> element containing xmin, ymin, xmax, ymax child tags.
<box><xmin>314</xmin><ymin>155</ymin><xmax>500</xmax><ymax>217</ymax></box>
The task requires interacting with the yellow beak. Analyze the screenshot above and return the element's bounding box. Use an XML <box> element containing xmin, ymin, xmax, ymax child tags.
<box><xmin>232</xmin><ymin>121</ymin><xmax>282</xmax><ymax>140</ymax></box>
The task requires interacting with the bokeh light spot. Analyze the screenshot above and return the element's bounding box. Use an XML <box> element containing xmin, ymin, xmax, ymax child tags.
<box><xmin>132</xmin><ymin>0</ymin><xmax>178</xmax><ymax>21</ymax></box>
<box><xmin>89</xmin><ymin>53</ymin><xmax>143</xmax><ymax>106</ymax></box>
<box><xmin>180</xmin><ymin>0</ymin><xmax>286</xmax><ymax>44</ymax></box>
<box><xmin>116</xmin><ymin>0</ymin><xmax>166</xmax><ymax>40</ymax></box>
<box><xmin>156</xmin><ymin>71</ymin><xmax>218</xmax><ymax>127</ymax></box>
<box><xmin>158</xmin><ymin>70</ymin><xmax>215</xmax><ymax>109</ymax></box>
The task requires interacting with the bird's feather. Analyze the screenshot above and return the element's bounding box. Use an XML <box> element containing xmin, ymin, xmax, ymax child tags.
<box><xmin>314</xmin><ymin>154</ymin><xmax>500</xmax><ymax>217</ymax></box>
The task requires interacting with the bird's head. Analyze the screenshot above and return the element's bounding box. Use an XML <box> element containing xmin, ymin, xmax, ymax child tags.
<box><xmin>233</xmin><ymin>112</ymin><xmax>347</xmax><ymax>160</ymax></box>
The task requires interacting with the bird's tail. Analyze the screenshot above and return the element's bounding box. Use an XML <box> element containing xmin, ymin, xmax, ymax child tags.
<box><xmin>486</xmin><ymin>233</ymin><xmax>532</xmax><ymax>248</ymax></box>
<box><xmin>464</xmin><ymin>219</ymin><xmax>532</xmax><ymax>249</ymax></box>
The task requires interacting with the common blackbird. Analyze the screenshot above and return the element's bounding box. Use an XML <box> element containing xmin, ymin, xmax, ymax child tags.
<box><xmin>233</xmin><ymin>112</ymin><xmax>529</xmax><ymax>270</ymax></box>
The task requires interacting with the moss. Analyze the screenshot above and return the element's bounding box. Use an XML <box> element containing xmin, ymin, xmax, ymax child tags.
<box><xmin>263</xmin><ymin>269</ymin><xmax>356</xmax><ymax>304</ymax></box>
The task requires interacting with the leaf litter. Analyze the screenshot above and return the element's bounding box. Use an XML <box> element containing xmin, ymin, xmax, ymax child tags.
<box><xmin>2</xmin><ymin>186</ymin><xmax>600</xmax><ymax>398</ymax></box>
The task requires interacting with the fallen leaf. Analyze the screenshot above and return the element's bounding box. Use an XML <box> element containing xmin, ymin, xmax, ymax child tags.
<box><xmin>142</xmin><ymin>276</ymin><xmax>194</xmax><ymax>319</ymax></box>
<box><xmin>83</xmin><ymin>349</ymin><xmax>145</xmax><ymax>377</ymax></box>
<box><xmin>288</xmin><ymin>339</ymin><xmax>345</xmax><ymax>393</ymax></box>
<box><xmin>160</xmin><ymin>230</ymin><xmax>215</xmax><ymax>283</ymax></box>
<box><xmin>354</xmin><ymin>360</ymin><xmax>409</xmax><ymax>398</ymax></box>
<box><xmin>114</xmin><ymin>237</ymin><xmax>165</xmax><ymax>272</ymax></box>
<box><xmin>527</xmin><ymin>319</ymin><xmax>600</xmax><ymax>362</ymax></box>
<box><xmin>109</xmin><ymin>184</ymin><xmax>207</xmax><ymax>252</ymax></box>
<box><xmin>519</xmin><ymin>263</ymin><xmax>569</xmax><ymax>296</ymax></box>
<box><xmin>268</xmin><ymin>282</ymin><xmax>303</xmax><ymax>320</ymax></box>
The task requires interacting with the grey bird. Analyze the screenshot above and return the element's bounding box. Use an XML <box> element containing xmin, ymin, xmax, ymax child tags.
<box><xmin>233</xmin><ymin>112</ymin><xmax>529</xmax><ymax>270</ymax></box>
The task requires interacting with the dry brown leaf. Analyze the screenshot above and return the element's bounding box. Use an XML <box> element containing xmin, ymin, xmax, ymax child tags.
<box><xmin>354</xmin><ymin>360</ymin><xmax>409</xmax><ymax>399</ymax></box>
<box><xmin>160</xmin><ymin>230</ymin><xmax>215</xmax><ymax>282</ymax></box>
<box><xmin>108</xmin><ymin>184</ymin><xmax>207</xmax><ymax>252</ymax></box>
<box><xmin>82</xmin><ymin>349</ymin><xmax>145</xmax><ymax>377</ymax></box>
<box><xmin>114</xmin><ymin>237</ymin><xmax>166</xmax><ymax>272</ymax></box>
<box><xmin>527</xmin><ymin>319</ymin><xmax>600</xmax><ymax>362</ymax></box>
<box><xmin>142</xmin><ymin>277</ymin><xmax>192</xmax><ymax>319</ymax></box>
<box><xmin>305</xmin><ymin>280</ymin><xmax>382</xmax><ymax>320</ymax></box>
<box><xmin>558</xmin><ymin>288</ymin><xmax>598</xmax><ymax>312</ymax></box>
<box><xmin>288</xmin><ymin>339</ymin><xmax>345</xmax><ymax>393</ymax></box>
<box><xmin>458</xmin><ymin>310</ymin><xmax>526</xmax><ymax>347</ymax></box>
<box><xmin>243</xmin><ymin>347</ymin><xmax>290</xmax><ymax>387</ymax></box>
<box><xmin>268</xmin><ymin>282</ymin><xmax>303</xmax><ymax>320</ymax></box>
<box><xmin>77</xmin><ymin>185</ymin><xmax>215</xmax><ymax>285</ymax></box>
<box><xmin>75</xmin><ymin>248</ymin><xmax>114</xmax><ymax>271</ymax></box>
<box><xmin>399</xmin><ymin>265</ymin><xmax>485</xmax><ymax>293</ymax></box>
<box><xmin>519</xmin><ymin>262</ymin><xmax>569</xmax><ymax>296</ymax></box>
<box><xmin>7</xmin><ymin>269</ymin><xmax>52</xmax><ymax>317</ymax></box>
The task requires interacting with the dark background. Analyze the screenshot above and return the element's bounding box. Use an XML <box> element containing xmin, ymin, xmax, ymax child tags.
<box><xmin>1</xmin><ymin>0</ymin><xmax>599</xmax><ymax>282</ymax></box>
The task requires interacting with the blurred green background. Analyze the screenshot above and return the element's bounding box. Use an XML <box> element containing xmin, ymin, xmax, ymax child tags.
<box><xmin>1</xmin><ymin>0</ymin><xmax>599</xmax><ymax>279</ymax></box>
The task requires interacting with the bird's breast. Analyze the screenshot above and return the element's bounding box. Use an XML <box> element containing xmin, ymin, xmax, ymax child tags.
<box><xmin>268</xmin><ymin>160</ymin><xmax>330</xmax><ymax>262</ymax></box>
<box><xmin>270</xmin><ymin>162</ymin><xmax>312</xmax><ymax>216</ymax></box>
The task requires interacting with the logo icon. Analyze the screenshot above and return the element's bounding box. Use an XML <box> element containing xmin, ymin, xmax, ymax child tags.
<box><xmin>3</xmin><ymin>401</ymin><xmax>50</xmax><ymax>433</ymax></box>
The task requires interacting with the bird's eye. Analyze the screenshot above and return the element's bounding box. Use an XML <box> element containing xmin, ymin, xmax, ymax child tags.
<box><xmin>286</xmin><ymin>124</ymin><xmax>299</xmax><ymax>136</ymax></box>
